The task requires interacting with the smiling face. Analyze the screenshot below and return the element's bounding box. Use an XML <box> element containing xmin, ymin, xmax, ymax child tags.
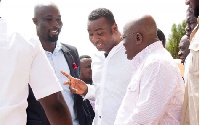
<box><xmin>33</xmin><ymin>4</ymin><xmax>62</xmax><ymax>43</ymax></box>
<box><xmin>122</xmin><ymin>30</ymin><xmax>141</xmax><ymax>60</ymax></box>
<box><xmin>122</xmin><ymin>21</ymin><xmax>142</xmax><ymax>60</ymax></box>
<box><xmin>87</xmin><ymin>17</ymin><xmax>117</xmax><ymax>54</ymax></box>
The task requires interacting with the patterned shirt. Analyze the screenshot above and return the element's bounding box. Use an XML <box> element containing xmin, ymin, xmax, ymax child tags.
<box><xmin>114</xmin><ymin>41</ymin><xmax>185</xmax><ymax>125</ymax></box>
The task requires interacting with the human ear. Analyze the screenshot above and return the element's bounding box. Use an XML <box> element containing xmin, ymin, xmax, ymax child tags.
<box><xmin>32</xmin><ymin>18</ymin><xmax>38</xmax><ymax>25</ymax></box>
<box><xmin>112</xmin><ymin>23</ymin><xmax>118</xmax><ymax>33</ymax></box>
<box><xmin>136</xmin><ymin>33</ymin><xmax>142</xmax><ymax>45</ymax></box>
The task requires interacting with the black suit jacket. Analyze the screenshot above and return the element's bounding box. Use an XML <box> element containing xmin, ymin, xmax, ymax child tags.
<box><xmin>26</xmin><ymin>43</ymin><xmax>94</xmax><ymax>125</ymax></box>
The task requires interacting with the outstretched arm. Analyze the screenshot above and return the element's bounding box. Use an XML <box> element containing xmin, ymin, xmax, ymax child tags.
<box><xmin>61</xmin><ymin>71</ymin><xmax>88</xmax><ymax>95</ymax></box>
<box><xmin>39</xmin><ymin>91</ymin><xmax>72</xmax><ymax>125</ymax></box>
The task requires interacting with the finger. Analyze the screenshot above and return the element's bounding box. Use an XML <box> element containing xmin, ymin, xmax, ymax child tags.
<box><xmin>69</xmin><ymin>86</ymin><xmax>77</xmax><ymax>94</ymax></box>
<box><xmin>63</xmin><ymin>81</ymin><xmax>71</xmax><ymax>85</ymax></box>
<box><xmin>69</xmin><ymin>83</ymin><xmax>76</xmax><ymax>90</ymax></box>
<box><xmin>61</xmin><ymin>71</ymin><xmax>73</xmax><ymax>80</ymax></box>
<box><xmin>71</xmin><ymin>87</ymin><xmax>78</xmax><ymax>92</ymax></box>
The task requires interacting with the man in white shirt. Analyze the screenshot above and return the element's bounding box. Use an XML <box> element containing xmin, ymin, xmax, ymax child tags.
<box><xmin>0</xmin><ymin>18</ymin><xmax>72</xmax><ymax>125</ymax></box>
<box><xmin>61</xmin><ymin>8</ymin><xmax>133</xmax><ymax>125</ymax></box>
<box><xmin>114</xmin><ymin>15</ymin><xmax>185</xmax><ymax>125</ymax></box>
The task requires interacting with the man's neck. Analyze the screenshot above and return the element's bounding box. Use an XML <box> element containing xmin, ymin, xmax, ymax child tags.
<box><xmin>40</xmin><ymin>39</ymin><xmax>57</xmax><ymax>53</ymax></box>
<box><xmin>105</xmin><ymin>39</ymin><xmax>121</xmax><ymax>55</ymax></box>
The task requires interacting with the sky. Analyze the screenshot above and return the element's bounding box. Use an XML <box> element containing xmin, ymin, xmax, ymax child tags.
<box><xmin>1</xmin><ymin>0</ymin><xmax>188</xmax><ymax>56</ymax></box>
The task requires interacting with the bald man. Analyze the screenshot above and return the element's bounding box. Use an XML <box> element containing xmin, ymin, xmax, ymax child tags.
<box><xmin>27</xmin><ymin>2</ymin><xmax>91</xmax><ymax>125</ymax></box>
<box><xmin>114</xmin><ymin>15</ymin><xmax>185</xmax><ymax>125</ymax></box>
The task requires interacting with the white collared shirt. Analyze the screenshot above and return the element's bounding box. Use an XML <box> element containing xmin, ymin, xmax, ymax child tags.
<box><xmin>114</xmin><ymin>41</ymin><xmax>185</xmax><ymax>125</ymax></box>
<box><xmin>0</xmin><ymin>18</ymin><xmax>62</xmax><ymax>125</ymax></box>
<box><xmin>45</xmin><ymin>42</ymin><xmax>79</xmax><ymax>125</ymax></box>
<box><xmin>85</xmin><ymin>42</ymin><xmax>134</xmax><ymax>125</ymax></box>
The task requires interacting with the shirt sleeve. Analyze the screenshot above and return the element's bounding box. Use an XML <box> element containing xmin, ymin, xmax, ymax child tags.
<box><xmin>84</xmin><ymin>84</ymin><xmax>95</xmax><ymax>101</ymax></box>
<box><xmin>125</xmin><ymin>61</ymin><xmax>178</xmax><ymax>125</ymax></box>
<box><xmin>29</xmin><ymin>39</ymin><xmax>63</xmax><ymax>100</ymax></box>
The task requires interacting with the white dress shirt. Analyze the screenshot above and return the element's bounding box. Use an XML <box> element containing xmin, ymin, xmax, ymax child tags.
<box><xmin>114</xmin><ymin>41</ymin><xmax>185</xmax><ymax>125</ymax></box>
<box><xmin>0</xmin><ymin>18</ymin><xmax>62</xmax><ymax>125</ymax></box>
<box><xmin>84</xmin><ymin>42</ymin><xmax>134</xmax><ymax>125</ymax></box>
<box><xmin>45</xmin><ymin>42</ymin><xmax>79</xmax><ymax>125</ymax></box>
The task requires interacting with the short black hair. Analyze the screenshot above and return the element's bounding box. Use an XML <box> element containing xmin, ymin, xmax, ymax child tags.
<box><xmin>88</xmin><ymin>8</ymin><xmax>116</xmax><ymax>26</ymax></box>
<box><xmin>157</xmin><ymin>28</ymin><xmax>166</xmax><ymax>47</ymax></box>
<box><xmin>79</xmin><ymin>55</ymin><xmax>91</xmax><ymax>60</ymax></box>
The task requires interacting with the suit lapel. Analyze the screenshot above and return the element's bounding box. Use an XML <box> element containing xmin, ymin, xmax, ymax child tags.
<box><xmin>61</xmin><ymin>45</ymin><xmax>75</xmax><ymax>77</ymax></box>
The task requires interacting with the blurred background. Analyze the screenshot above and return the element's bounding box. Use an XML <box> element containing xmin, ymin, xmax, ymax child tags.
<box><xmin>1</xmin><ymin>0</ymin><xmax>187</xmax><ymax>56</ymax></box>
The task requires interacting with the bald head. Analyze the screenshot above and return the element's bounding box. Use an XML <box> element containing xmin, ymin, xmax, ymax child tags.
<box><xmin>136</xmin><ymin>15</ymin><xmax>157</xmax><ymax>36</ymax></box>
<box><xmin>124</xmin><ymin>15</ymin><xmax>158</xmax><ymax>44</ymax></box>
<box><xmin>122</xmin><ymin>15</ymin><xmax>159</xmax><ymax>60</ymax></box>
<box><xmin>34</xmin><ymin>2</ymin><xmax>59</xmax><ymax>18</ymax></box>
<box><xmin>32</xmin><ymin>1</ymin><xmax>63</xmax><ymax>49</ymax></box>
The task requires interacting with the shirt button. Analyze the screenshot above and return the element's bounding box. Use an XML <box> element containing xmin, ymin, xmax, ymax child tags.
<box><xmin>99</xmin><ymin>116</ymin><xmax>101</xmax><ymax>118</ymax></box>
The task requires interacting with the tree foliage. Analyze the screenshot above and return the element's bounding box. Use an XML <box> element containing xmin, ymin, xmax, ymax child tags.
<box><xmin>166</xmin><ymin>20</ymin><xmax>186</xmax><ymax>59</ymax></box>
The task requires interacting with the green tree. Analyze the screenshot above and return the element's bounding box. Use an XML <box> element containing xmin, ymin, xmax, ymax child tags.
<box><xmin>166</xmin><ymin>20</ymin><xmax>186</xmax><ymax>59</ymax></box>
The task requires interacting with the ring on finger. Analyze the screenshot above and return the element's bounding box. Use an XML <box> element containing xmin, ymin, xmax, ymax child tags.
<box><xmin>72</xmin><ymin>87</ymin><xmax>77</xmax><ymax>91</ymax></box>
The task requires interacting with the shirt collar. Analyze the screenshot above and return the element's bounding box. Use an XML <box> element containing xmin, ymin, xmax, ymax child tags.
<box><xmin>106</xmin><ymin>41</ymin><xmax>124</xmax><ymax>58</ymax></box>
<box><xmin>131</xmin><ymin>41</ymin><xmax>163</xmax><ymax>67</ymax></box>
<box><xmin>45</xmin><ymin>41</ymin><xmax>62</xmax><ymax>54</ymax></box>
<box><xmin>54</xmin><ymin>41</ymin><xmax>62</xmax><ymax>52</ymax></box>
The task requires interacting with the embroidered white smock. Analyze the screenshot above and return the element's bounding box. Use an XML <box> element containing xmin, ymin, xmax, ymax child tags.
<box><xmin>114</xmin><ymin>41</ymin><xmax>185</xmax><ymax>125</ymax></box>
<box><xmin>84</xmin><ymin>41</ymin><xmax>133</xmax><ymax>125</ymax></box>
<box><xmin>0</xmin><ymin>19</ymin><xmax>62</xmax><ymax>125</ymax></box>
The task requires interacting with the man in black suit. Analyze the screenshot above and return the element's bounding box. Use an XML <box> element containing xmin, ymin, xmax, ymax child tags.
<box><xmin>26</xmin><ymin>2</ymin><xmax>93</xmax><ymax>125</ymax></box>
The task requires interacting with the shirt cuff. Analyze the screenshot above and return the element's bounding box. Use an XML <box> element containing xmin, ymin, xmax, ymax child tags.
<box><xmin>83</xmin><ymin>84</ymin><xmax>95</xmax><ymax>101</ymax></box>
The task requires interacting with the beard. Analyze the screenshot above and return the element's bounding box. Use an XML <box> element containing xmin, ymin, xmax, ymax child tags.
<box><xmin>194</xmin><ymin>4</ymin><xmax>199</xmax><ymax>18</ymax></box>
<box><xmin>48</xmin><ymin>34</ymin><xmax>58</xmax><ymax>42</ymax></box>
<box><xmin>47</xmin><ymin>30</ymin><xmax>59</xmax><ymax>42</ymax></box>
